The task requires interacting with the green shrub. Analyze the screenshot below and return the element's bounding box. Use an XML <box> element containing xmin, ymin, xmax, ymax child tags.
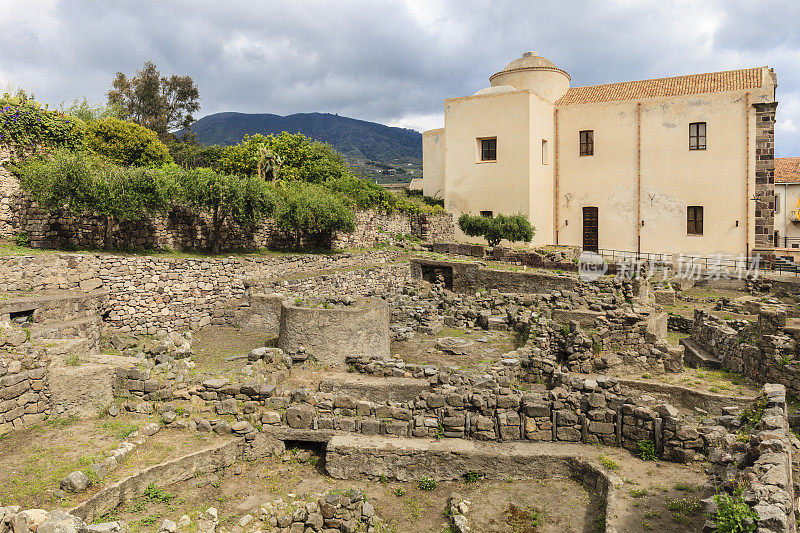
<box><xmin>464</xmin><ymin>470</ymin><xmax>482</xmax><ymax>484</ymax></box>
<box><xmin>457</xmin><ymin>212</ymin><xmax>534</xmax><ymax>247</ymax></box>
<box><xmin>168</xmin><ymin>137</ymin><xmax>224</xmax><ymax>169</ymax></box>
<box><xmin>14</xmin><ymin>149</ymin><xmax>178</xmax><ymax>249</ymax></box>
<box><xmin>273</xmin><ymin>182</ymin><xmax>355</xmax><ymax>246</ymax></box>
<box><xmin>143</xmin><ymin>482</ymin><xmax>174</xmax><ymax>503</ymax></box>
<box><xmin>713</xmin><ymin>489</ymin><xmax>758</xmax><ymax>533</ymax></box>
<box><xmin>635</xmin><ymin>440</ymin><xmax>657</xmax><ymax>461</ymax></box>
<box><xmin>0</xmin><ymin>92</ymin><xmax>85</xmax><ymax>151</ymax></box>
<box><xmin>13</xmin><ymin>232</ymin><xmax>30</xmax><ymax>247</ymax></box>
<box><xmin>86</xmin><ymin>117</ymin><xmax>172</xmax><ymax>167</ymax></box>
<box><xmin>740</xmin><ymin>395</ymin><xmax>768</xmax><ymax>431</ymax></box>
<box><xmin>60</xmin><ymin>97</ymin><xmax>123</xmax><ymax>124</ymax></box>
<box><xmin>418</xmin><ymin>477</ymin><xmax>437</xmax><ymax>491</ymax></box>
<box><xmin>216</xmin><ymin>132</ymin><xmax>351</xmax><ymax>183</ymax></box>
<box><xmin>173</xmin><ymin>166</ymin><xmax>278</xmax><ymax>253</ymax></box>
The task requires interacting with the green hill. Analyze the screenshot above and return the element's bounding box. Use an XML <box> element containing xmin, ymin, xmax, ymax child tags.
<box><xmin>186</xmin><ymin>112</ymin><xmax>422</xmax><ymax>161</ymax></box>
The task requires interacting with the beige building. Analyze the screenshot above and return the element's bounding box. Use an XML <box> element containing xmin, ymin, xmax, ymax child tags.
<box><xmin>423</xmin><ymin>52</ymin><xmax>779</xmax><ymax>257</ymax></box>
<box><xmin>774</xmin><ymin>157</ymin><xmax>800</xmax><ymax>257</ymax></box>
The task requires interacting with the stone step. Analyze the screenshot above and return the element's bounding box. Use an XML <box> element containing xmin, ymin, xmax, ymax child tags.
<box><xmin>324</xmin><ymin>434</ymin><xmax>622</xmax><ymax>487</ymax></box>
<box><xmin>30</xmin><ymin>317</ymin><xmax>101</xmax><ymax>354</ymax></box>
<box><xmin>318</xmin><ymin>373</ymin><xmax>430</xmax><ymax>403</ymax></box>
<box><xmin>42</xmin><ymin>337</ymin><xmax>93</xmax><ymax>357</ymax></box>
<box><xmin>679</xmin><ymin>338</ymin><xmax>721</xmax><ymax>370</ymax></box>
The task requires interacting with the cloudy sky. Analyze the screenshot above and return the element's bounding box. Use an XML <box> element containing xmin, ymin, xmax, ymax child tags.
<box><xmin>2</xmin><ymin>0</ymin><xmax>800</xmax><ymax>155</ymax></box>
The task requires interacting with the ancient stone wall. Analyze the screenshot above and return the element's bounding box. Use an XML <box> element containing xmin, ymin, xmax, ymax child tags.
<box><xmin>330</xmin><ymin>210</ymin><xmax>454</xmax><ymax>249</ymax></box>
<box><xmin>0</xmin><ymin>322</ymin><xmax>49</xmax><ymax>434</ymax></box>
<box><xmin>691</xmin><ymin>309</ymin><xmax>800</xmax><ymax>397</ymax></box>
<box><xmin>0</xmin><ymin>145</ymin><xmax>453</xmax><ymax>252</ymax></box>
<box><xmin>0</xmin><ymin>250</ymin><xmax>402</xmax><ymax>334</ymax></box>
<box><xmin>0</xmin><ymin>145</ymin><xmax>17</xmax><ymax>239</ymax></box>
<box><xmin>411</xmin><ymin>258</ymin><xmax>581</xmax><ymax>294</ymax></box>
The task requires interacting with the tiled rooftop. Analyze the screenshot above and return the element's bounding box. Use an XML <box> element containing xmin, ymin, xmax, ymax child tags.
<box><xmin>776</xmin><ymin>157</ymin><xmax>800</xmax><ymax>184</ymax></box>
<box><xmin>556</xmin><ymin>67</ymin><xmax>764</xmax><ymax>106</ymax></box>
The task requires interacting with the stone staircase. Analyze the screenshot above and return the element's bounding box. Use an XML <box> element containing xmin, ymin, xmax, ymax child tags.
<box><xmin>679</xmin><ymin>337</ymin><xmax>722</xmax><ymax>369</ymax></box>
<box><xmin>0</xmin><ymin>290</ymin><xmax>107</xmax><ymax>355</ymax></box>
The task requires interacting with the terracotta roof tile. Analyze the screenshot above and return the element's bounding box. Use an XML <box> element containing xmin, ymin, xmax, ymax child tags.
<box><xmin>556</xmin><ymin>67</ymin><xmax>764</xmax><ymax>106</ymax></box>
<box><xmin>776</xmin><ymin>157</ymin><xmax>800</xmax><ymax>184</ymax></box>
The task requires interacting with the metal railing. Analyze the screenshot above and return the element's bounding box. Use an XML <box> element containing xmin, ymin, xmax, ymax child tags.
<box><xmin>594</xmin><ymin>248</ymin><xmax>800</xmax><ymax>278</ymax></box>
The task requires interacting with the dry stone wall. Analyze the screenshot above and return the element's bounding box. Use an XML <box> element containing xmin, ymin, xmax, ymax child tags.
<box><xmin>0</xmin><ymin>322</ymin><xmax>49</xmax><ymax>434</ymax></box>
<box><xmin>0</xmin><ymin>250</ymin><xmax>401</xmax><ymax>334</ymax></box>
<box><xmin>0</xmin><ymin>145</ymin><xmax>17</xmax><ymax>239</ymax></box>
<box><xmin>691</xmin><ymin>308</ymin><xmax>800</xmax><ymax>397</ymax></box>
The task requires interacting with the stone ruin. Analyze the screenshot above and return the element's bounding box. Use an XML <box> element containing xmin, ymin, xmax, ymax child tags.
<box><xmin>0</xmin><ymin>250</ymin><xmax>798</xmax><ymax>532</ymax></box>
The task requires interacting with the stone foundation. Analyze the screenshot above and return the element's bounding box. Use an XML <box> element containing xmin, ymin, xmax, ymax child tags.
<box><xmin>277</xmin><ymin>298</ymin><xmax>390</xmax><ymax>367</ymax></box>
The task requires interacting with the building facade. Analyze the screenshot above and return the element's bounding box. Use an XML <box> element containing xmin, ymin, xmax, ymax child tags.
<box><xmin>774</xmin><ymin>157</ymin><xmax>800</xmax><ymax>256</ymax></box>
<box><xmin>422</xmin><ymin>52</ymin><xmax>778</xmax><ymax>257</ymax></box>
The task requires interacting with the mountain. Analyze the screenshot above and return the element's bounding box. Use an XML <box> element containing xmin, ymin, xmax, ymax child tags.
<box><xmin>185</xmin><ymin>112</ymin><xmax>422</xmax><ymax>161</ymax></box>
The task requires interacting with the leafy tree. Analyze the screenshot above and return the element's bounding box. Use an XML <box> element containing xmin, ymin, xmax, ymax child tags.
<box><xmin>215</xmin><ymin>132</ymin><xmax>350</xmax><ymax>183</ymax></box>
<box><xmin>457</xmin><ymin>213</ymin><xmax>535</xmax><ymax>247</ymax></box>
<box><xmin>14</xmin><ymin>149</ymin><xmax>177</xmax><ymax>249</ymax></box>
<box><xmin>108</xmin><ymin>61</ymin><xmax>200</xmax><ymax>139</ymax></box>
<box><xmin>59</xmin><ymin>97</ymin><xmax>123</xmax><ymax>123</ymax></box>
<box><xmin>269</xmin><ymin>132</ymin><xmax>350</xmax><ymax>183</ymax></box>
<box><xmin>168</xmin><ymin>134</ymin><xmax>224</xmax><ymax>169</ymax></box>
<box><xmin>86</xmin><ymin>118</ymin><xmax>173</xmax><ymax>167</ymax></box>
<box><xmin>174</xmin><ymin>168</ymin><xmax>278</xmax><ymax>254</ymax></box>
<box><xmin>273</xmin><ymin>182</ymin><xmax>355</xmax><ymax>247</ymax></box>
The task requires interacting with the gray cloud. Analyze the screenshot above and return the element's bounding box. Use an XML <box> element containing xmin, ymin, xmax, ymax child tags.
<box><xmin>2</xmin><ymin>0</ymin><xmax>799</xmax><ymax>154</ymax></box>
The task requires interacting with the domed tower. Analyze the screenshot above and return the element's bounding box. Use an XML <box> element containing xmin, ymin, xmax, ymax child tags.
<box><xmin>489</xmin><ymin>51</ymin><xmax>570</xmax><ymax>102</ymax></box>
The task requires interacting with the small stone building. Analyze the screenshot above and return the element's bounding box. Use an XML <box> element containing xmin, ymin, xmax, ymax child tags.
<box><xmin>422</xmin><ymin>51</ymin><xmax>778</xmax><ymax>257</ymax></box>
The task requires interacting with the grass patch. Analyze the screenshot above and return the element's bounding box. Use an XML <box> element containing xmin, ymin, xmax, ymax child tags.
<box><xmin>599</xmin><ymin>456</ymin><xmax>619</xmax><ymax>471</ymax></box>
<box><xmin>668</xmin><ymin>497</ymin><xmax>702</xmax><ymax>523</ymax></box>
<box><xmin>101</xmin><ymin>420</ymin><xmax>140</xmax><ymax>440</ymax></box>
<box><xmin>504</xmin><ymin>504</ymin><xmax>543</xmax><ymax>532</ymax></box>
<box><xmin>418</xmin><ymin>476</ymin><xmax>437</xmax><ymax>491</ymax></box>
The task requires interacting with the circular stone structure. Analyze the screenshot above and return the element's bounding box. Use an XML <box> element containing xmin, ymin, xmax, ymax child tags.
<box><xmin>277</xmin><ymin>298</ymin><xmax>390</xmax><ymax>368</ymax></box>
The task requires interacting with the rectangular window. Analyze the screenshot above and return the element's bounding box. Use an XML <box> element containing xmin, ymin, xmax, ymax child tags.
<box><xmin>580</xmin><ymin>130</ymin><xmax>594</xmax><ymax>156</ymax></box>
<box><xmin>542</xmin><ymin>139</ymin><xmax>548</xmax><ymax>165</ymax></box>
<box><xmin>480</xmin><ymin>138</ymin><xmax>496</xmax><ymax>161</ymax></box>
<box><xmin>776</xmin><ymin>194</ymin><xmax>781</xmax><ymax>214</ymax></box>
<box><xmin>687</xmin><ymin>206</ymin><xmax>704</xmax><ymax>235</ymax></box>
<box><xmin>480</xmin><ymin>210</ymin><xmax>493</xmax><ymax>218</ymax></box>
<box><xmin>689</xmin><ymin>122</ymin><xmax>706</xmax><ymax>150</ymax></box>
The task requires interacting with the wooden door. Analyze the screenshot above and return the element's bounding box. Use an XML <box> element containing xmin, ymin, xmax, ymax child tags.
<box><xmin>583</xmin><ymin>207</ymin><xmax>599</xmax><ymax>252</ymax></box>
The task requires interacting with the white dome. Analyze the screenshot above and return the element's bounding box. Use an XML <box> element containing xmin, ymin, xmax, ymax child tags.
<box><xmin>489</xmin><ymin>51</ymin><xmax>570</xmax><ymax>102</ymax></box>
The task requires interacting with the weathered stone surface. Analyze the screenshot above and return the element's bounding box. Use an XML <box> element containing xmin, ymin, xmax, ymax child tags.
<box><xmin>60</xmin><ymin>471</ymin><xmax>90</xmax><ymax>493</ymax></box>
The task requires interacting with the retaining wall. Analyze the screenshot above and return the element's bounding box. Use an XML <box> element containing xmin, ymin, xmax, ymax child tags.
<box><xmin>0</xmin><ymin>145</ymin><xmax>453</xmax><ymax>251</ymax></box>
<box><xmin>0</xmin><ymin>250</ymin><xmax>401</xmax><ymax>334</ymax></box>
<box><xmin>690</xmin><ymin>309</ymin><xmax>800</xmax><ymax>397</ymax></box>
